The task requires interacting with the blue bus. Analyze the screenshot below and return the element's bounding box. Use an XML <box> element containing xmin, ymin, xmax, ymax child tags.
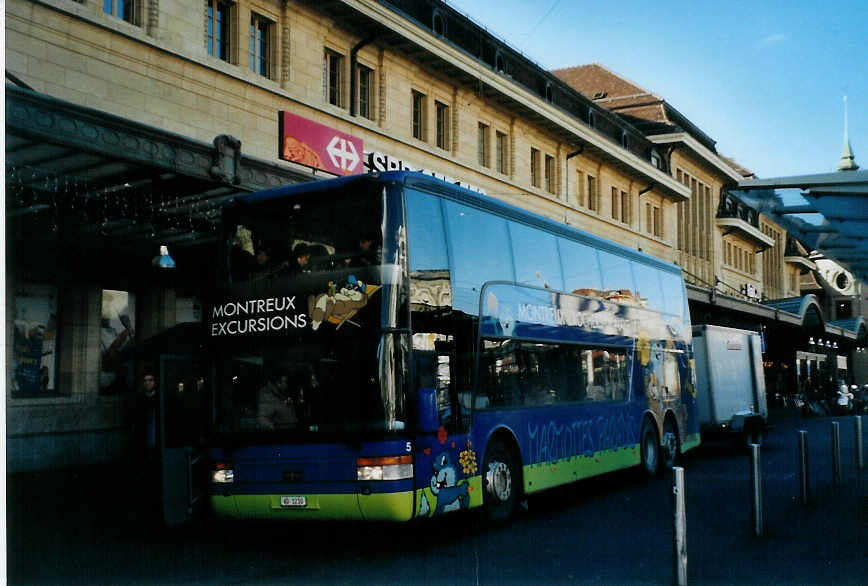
<box><xmin>207</xmin><ymin>171</ymin><xmax>699</xmax><ymax>522</ymax></box>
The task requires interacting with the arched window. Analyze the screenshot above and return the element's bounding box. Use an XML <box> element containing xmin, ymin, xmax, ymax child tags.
<box><xmin>432</xmin><ymin>10</ymin><xmax>446</xmax><ymax>37</ymax></box>
<box><xmin>494</xmin><ymin>49</ymin><xmax>506</xmax><ymax>73</ymax></box>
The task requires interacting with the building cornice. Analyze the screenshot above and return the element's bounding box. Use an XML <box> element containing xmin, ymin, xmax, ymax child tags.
<box><xmin>648</xmin><ymin>132</ymin><xmax>745</xmax><ymax>183</ymax></box>
<box><xmin>716</xmin><ymin>217</ymin><xmax>776</xmax><ymax>249</ymax></box>
<box><xmin>347</xmin><ymin>0</ymin><xmax>690</xmax><ymax>202</ymax></box>
<box><xmin>784</xmin><ymin>256</ymin><xmax>818</xmax><ymax>271</ymax></box>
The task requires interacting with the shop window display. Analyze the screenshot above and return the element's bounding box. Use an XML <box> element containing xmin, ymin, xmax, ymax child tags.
<box><xmin>11</xmin><ymin>284</ymin><xmax>59</xmax><ymax>396</ymax></box>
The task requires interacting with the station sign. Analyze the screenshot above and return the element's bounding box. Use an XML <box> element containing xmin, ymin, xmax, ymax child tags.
<box><xmin>278</xmin><ymin>111</ymin><xmax>363</xmax><ymax>176</ymax></box>
<box><xmin>364</xmin><ymin>151</ymin><xmax>487</xmax><ymax>194</ymax></box>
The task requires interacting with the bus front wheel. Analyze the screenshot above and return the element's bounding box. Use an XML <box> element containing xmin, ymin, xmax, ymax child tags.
<box><xmin>640</xmin><ymin>419</ymin><xmax>660</xmax><ymax>477</ymax></box>
<box><xmin>482</xmin><ymin>440</ymin><xmax>519</xmax><ymax>522</ymax></box>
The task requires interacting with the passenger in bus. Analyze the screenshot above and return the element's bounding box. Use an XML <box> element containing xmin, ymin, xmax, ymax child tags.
<box><xmin>257</xmin><ymin>371</ymin><xmax>298</xmax><ymax>429</ymax></box>
<box><xmin>343</xmin><ymin>234</ymin><xmax>380</xmax><ymax>267</ymax></box>
<box><xmin>250</xmin><ymin>245</ymin><xmax>275</xmax><ymax>279</ymax></box>
<box><xmin>289</xmin><ymin>243</ymin><xmax>312</xmax><ymax>275</ymax></box>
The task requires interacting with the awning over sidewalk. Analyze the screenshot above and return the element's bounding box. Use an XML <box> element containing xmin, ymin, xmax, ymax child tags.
<box><xmin>6</xmin><ymin>83</ymin><xmax>310</xmax><ymax>262</ymax></box>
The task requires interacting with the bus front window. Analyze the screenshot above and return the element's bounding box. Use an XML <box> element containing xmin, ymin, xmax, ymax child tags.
<box><xmin>210</xmin><ymin>186</ymin><xmax>406</xmax><ymax>438</ymax></box>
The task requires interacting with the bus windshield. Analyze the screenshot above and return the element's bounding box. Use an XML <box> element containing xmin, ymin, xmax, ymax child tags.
<box><xmin>209</xmin><ymin>184</ymin><xmax>406</xmax><ymax>440</ymax></box>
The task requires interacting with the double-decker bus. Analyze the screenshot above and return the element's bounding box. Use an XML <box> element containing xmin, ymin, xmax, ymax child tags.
<box><xmin>207</xmin><ymin>171</ymin><xmax>699</xmax><ymax>522</ymax></box>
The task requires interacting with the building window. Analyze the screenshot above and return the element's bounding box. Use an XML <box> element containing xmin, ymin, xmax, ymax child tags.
<box><xmin>611</xmin><ymin>187</ymin><xmax>619</xmax><ymax>221</ymax></box>
<box><xmin>105</xmin><ymin>0</ymin><xmax>138</xmax><ymax>25</ymax></box>
<box><xmin>545</xmin><ymin>154</ymin><xmax>556</xmax><ymax>194</ymax></box>
<box><xmin>496</xmin><ymin>131</ymin><xmax>508</xmax><ymax>174</ymax></box>
<box><xmin>324</xmin><ymin>50</ymin><xmax>344</xmax><ymax>107</ymax></box>
<box><xmin>412</xmin><ymin>90</ymin><xmax>426</xmax><ymax>140</ymax></box>
<box><xmin>647</xmin><ymin>203</ymin><xmax>662</xmax><ymax>237</ymax></box>
<box><xmin>530</xmin><ymin>148</ymin><xmax>541</xmax><ymax>188</ymax></box>
<box><xmin>249</xmin><ymin>13</ymin><xmax>272</xmax><ymax>78</ymax></box>
<box><xmin>478</xmin><ymin>123</ymin><xmax>490</xmax><ymax>168</ymax></box>
<box><xmin>620</xmin><ymin>190</ymin><xmax>630</xmax><ymax>224</ymax></box>
<box><xmin>586</xmin><ymin>174</ymin><xmax>597</xmax><ymax>211</ymax></box>
<box><xmin>357</xmin><ymin>64</ymin><xmax>374</xmax><ymax>119</ymax></box>
<box><xmin>206</xmin><ymin>0</ymin><xmax>231</xmax><ymax>62</ymax></box>
<box><xmin>435</xmin><ymin>101</ymin><xmax>450</xmax><ymax>150</ymax></box>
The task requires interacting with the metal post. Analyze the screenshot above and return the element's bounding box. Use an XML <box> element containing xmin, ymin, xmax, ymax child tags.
<box><xmin>832</xmin><ymin>421</ymin><xmax>841</xmax><ymax>486</ymax></box>
<box><xmin>798</xmin><ymin>430</ymin><xmax>810</xmax><ymax>506</ymax></box>
<box><xmin>855</xmin><ymin>416</ymin><xmax>863</xmax><ymax>471</ymax></box>
<box><xmin>673</xmin><ymin>466</ymin><xmax>687</xmax><ymax>586</ymax></box>
<box><xmin>750</xmin><ymin>443</ymin><xmax>763</xmax><ymax>536</ymax></box>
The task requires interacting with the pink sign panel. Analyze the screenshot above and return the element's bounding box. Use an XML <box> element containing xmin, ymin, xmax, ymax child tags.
<box><xmin>278</xmin><ymin>111</ymin><xmax>364</xmax><ymax>176</ymax></box>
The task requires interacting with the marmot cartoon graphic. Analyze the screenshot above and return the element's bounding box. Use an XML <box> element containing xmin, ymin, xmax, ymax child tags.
<box><xmin>429</xmin><ymin>451</ymin><xmax>470</xmax><ymax>515</ymax></box>
<box><xmin>307</xmin><ymin>275</ymin><xmax>379</xmax><ymax>330</ymax></box>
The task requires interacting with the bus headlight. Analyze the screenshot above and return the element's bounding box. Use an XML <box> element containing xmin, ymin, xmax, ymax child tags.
<box><xmin>212</xmin><ymin>463</ymin><xmax>234</xmax><ymax>484</ymax></box>
<box><xmin>357</xmin><ymin>455</ymin><xmax>413</xmax><ymax>481</ymax></box>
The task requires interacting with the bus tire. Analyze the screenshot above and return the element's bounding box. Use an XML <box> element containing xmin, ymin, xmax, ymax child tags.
<box><xmin>482</xmin><ymin>439</ymin><xmax>520</xmax><ymax>522</ymax></box>
<box><xmin>640</xmin><ymin>419</ymin><xmax>660</xmax><ymax>477</ymax></box>
<box><xmin>661</xmin><ymin>417</ymin><xmax>679</xmax><ymax>471</ymax></box>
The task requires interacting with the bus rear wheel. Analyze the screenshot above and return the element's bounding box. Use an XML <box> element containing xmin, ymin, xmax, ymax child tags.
<box><xmin>482</xmin><ymin>440</ymin><xmax>519</xmax><ymax>522</ymax></box>
<box><xmin>640</xmin><ymin>419</ymin><xmax>660</xmax><ymax>477</ymax></box>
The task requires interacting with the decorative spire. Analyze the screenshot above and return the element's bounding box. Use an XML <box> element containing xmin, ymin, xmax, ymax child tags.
<box><xmin>838</xmin><ymin>95</ymin><xmax>859</xmax><ymax>171</ymax></box>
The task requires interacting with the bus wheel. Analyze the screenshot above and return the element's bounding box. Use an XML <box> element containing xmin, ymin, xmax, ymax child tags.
<box><xmin>640</xmin><ymin>419</ymin><xmax>660</xmax><ymax>477</ymax></box>
<box><xmin>661</xmin><ymin>418</ymin><xmax>679</xmax><ymax>470</ymax></box>
<box><xmin>483</xmin><ymin>440</ymin><xmax>519</xmax><ymax>522</ymax></box>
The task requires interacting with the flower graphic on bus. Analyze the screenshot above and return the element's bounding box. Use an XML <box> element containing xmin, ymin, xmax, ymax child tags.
<box><xmin>458</xmin><ymin>441</ymin><xmax>478</xmax><ymax>476</ymax></box>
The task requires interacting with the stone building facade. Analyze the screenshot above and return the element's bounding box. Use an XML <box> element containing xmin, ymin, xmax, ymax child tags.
<box><xmin>5</xmin><ymin>0</ymin><xmax>864</xmax><ymax>472</ymax></box>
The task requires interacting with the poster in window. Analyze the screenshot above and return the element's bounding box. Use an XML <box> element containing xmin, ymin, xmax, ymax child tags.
<box><xmin>100</xmin><ymin>290</ymin><xmax>136</xmax><ymax>395</ymax></box>
<box><xmin>11</xmin><ymin>284</ymin><xmax>58</xmax><ymax>396</ymax></box>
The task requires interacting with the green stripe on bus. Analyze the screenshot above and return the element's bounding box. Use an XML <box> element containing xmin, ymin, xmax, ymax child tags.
<box><xmin>522</xmin><ymin>445</ymin><xmax>641</xmax><ymax>494</ymax></box>
<box><xmin>211</xmin><ymin>491</ymin><xmax>415</xmax><ymax>521</ymax></box>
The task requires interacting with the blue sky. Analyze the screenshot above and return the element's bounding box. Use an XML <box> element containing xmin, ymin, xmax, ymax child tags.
<box><xmin>447</xmin><ymin>0</ymin><xmax>868</xmax><ymax>179</ymax></box>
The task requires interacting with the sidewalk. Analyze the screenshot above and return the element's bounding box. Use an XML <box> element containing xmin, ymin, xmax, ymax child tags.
<box><xmin>684</xmin><ymin>408</ymin><xmax>867</xmax><ymax>585</ymax></box>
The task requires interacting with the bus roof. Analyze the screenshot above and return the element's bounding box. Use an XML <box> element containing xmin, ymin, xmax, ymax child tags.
<box><xmin>229</xmin><ymin>171</ymin><xmax>682</xmax><ymax>275</ymax></box>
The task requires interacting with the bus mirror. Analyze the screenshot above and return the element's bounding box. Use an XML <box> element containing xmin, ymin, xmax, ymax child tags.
<box><xmin>417</xmin><ymin>388</ymin><xmax>439</xmax><ymax>433</ymax></box>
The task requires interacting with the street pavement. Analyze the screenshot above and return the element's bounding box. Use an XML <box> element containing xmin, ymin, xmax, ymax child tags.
<box><xmin>6</xmin><ymin>408</ymin><xmax>867</xmax><ymax>585</ymax></box>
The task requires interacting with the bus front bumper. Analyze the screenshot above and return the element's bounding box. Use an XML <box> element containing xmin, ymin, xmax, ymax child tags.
<box><xmin>210</xmin><ymin>490</ymin><xmax>415</xmax><ymax>522</ymax></box>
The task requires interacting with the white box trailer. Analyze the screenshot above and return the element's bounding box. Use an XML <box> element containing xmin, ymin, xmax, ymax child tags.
<box><xmin>692</xmin><ymin>324</ymin><xmax>769</xmax><ymax>445</ymax></box>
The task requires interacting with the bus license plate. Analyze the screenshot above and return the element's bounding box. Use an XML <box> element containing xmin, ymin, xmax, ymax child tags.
<box><xmin>280</xmin><ymin>496</ymin><xmax>306</xmax><ymax>508</ymax></box>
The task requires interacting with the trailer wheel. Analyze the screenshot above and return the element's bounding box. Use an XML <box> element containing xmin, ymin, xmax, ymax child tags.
<box><xmin>661</xmin><ymin>418</ymin><xmax>679</xmax><ymax>470</ymax></box>
<box><xmin>482</xmin><ymin>439</ymin><xmax>520</xmax><ymax>522</ymax></box>
<box><xmin>640</xmin><ymin>419</ymin><xmax>660</xmax><ymax>477</ymax></box>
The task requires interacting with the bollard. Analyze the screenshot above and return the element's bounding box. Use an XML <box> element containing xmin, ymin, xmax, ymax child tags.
<box><xmin>672</xmin><ymin>466</ymin><xmax>687</xmax><ymax>586</ymax></box>
<box><xmin>832</xmin><ymin>421</ymin><xmax>841</xmax><ymax>487</ymax></box>
<box><xmin>750</xmin><ymin>443</ymin><xmax>763</xmax><ymax>536</ymax></box>
<box><xmin>798</xmin><ymin>430</ymin><xmax>810</xmax><ymax>506</ymax></box>
<box><xmin>856</xmin><ymin>416</ymin><xmax>863</xmax><ymax>471</ymax></box>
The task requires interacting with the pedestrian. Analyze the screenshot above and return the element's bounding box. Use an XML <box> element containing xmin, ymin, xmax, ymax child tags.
<box><xmin>138</xmin><ymin>372</ymin><xmax>159</xmax><ymax>461</ymax></box>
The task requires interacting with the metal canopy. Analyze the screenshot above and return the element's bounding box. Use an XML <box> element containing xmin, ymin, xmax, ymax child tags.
<box><xmin>5</xmin><ymin>84</ymin><xmax>311</xmax><ymax>284</ymax></box>
<box><xmin>734</xmin><ymin>169</ymin><xmax>868</xmax><ymax>281</ymax></box>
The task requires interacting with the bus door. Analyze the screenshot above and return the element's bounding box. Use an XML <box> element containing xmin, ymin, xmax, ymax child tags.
<box><xmin>159</xmin><ymin>354</ymin><xmax>209</xmax><ymax>526</ymax></box>
<box><xmin>412</xmin><ymin>346</ymin><xmax>478</xmax><ymax>518</ymax></box>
